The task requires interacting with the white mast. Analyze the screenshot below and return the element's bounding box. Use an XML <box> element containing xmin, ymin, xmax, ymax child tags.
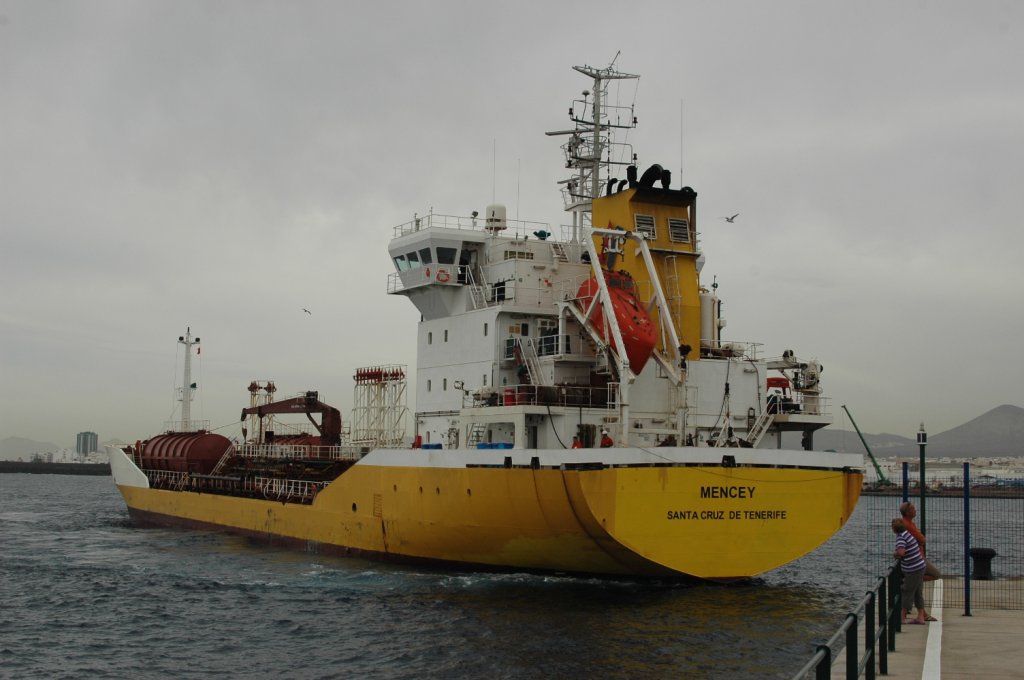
<box><xmin>178</xmin><ymin>328</ymin><xmax>200</xmax><ymax>431</ymax></box>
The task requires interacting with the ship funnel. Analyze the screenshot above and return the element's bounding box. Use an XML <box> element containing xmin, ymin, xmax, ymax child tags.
<box><xmin>627</xmin><ymin>165</ymin><xmax>638</xmax><ymax>187</ymax></box>
<box><xmin>639</xmin><ymin>163</ymin><xmax>664</xmax><ymax>188</ymax></box>
<box><xmin>485</xmin><ymin>204</ymin><xmax>507</xmax><ymax>232</ymax></box>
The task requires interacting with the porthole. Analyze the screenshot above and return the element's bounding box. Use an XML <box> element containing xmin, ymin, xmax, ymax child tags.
<box><xmin>435</xmin><ymin>487</ymin><xmax>440</xmax><ymax>494</ymax></box>
<box><xmin>351</xmin><ymin>502</ymin><xmax>357</xmax><ymax>512</ymax></box>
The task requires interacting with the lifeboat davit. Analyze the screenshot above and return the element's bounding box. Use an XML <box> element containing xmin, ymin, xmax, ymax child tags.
<box><xmin>576</xmin><ymin>270</ymin><xmax>656</xmax><ymax>374</ymax></box>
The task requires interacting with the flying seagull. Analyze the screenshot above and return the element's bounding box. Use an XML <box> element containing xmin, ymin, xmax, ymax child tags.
<box><xmin>302</xmin><ymin>308</ymin><xmax>311</xmax><ymax>315</ymax></box>
<box><xmin>722</xmin><ymin>213</ymin><xmax>739</xmax><ymax>223</ymax></box>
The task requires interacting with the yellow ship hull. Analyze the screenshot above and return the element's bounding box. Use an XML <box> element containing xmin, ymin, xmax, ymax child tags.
<box><xmin>112</xmin><ymin>448</ymin><xmax>862</xmax><ymax>580</ymax></box>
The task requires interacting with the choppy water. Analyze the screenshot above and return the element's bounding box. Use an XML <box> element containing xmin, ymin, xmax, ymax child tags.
<box><xmin>1</xmin><ymin>474</ymin><xmax>877</xmax><ymax>679</ymax></box>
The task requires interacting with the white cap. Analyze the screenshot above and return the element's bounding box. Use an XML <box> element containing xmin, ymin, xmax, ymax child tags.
<box><xmin>601</xmin><ymin>429</ymin><xmax>608</xmax><ymax>434</ymax></box>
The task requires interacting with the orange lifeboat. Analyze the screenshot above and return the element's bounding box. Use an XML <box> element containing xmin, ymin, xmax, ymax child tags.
<box><xmin>575</xmin><ymin>270</ymin><xmax>656</xmax><ymax>374</ymax></box>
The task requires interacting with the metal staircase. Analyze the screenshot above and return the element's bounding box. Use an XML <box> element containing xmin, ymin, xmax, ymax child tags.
<box><xmin>745</xmin><ymin>410</ymin><xmax>775</xmax><ymax>448</ymax></box>
<box><xmin>467</xmin><ymin>423</ymin><xmax>486</xmax><ymax>447</ymax></box>
<box><xmin>466</xmin><ymin>265</ymin><xmax>490</xmax><ymax>310</ymax></box>
<box><xmin>515</xmin><ymin>337</ymin><xmax>548</xmax><ymax>386</ymax></box>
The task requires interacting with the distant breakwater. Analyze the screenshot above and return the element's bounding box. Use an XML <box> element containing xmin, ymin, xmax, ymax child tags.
<box><xmin>0</xmin><ymin>461</ymin><xmax>110</xmax><ymax>476</ymax></box>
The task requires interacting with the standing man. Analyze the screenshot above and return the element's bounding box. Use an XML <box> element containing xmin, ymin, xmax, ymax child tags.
<box><xmin>600</xmin><ymin>429</ymin><xmax>613</xmax><ymax>448</ymax></box>
<box><xmin>571</xmin><ymin>436</ymin><xmax>583</xmax><ymax>449</ymax></box>
<box><xmin>892</xmin><ymin>518</ymin><xmax>929</xmax><ymax>625</ymax></box>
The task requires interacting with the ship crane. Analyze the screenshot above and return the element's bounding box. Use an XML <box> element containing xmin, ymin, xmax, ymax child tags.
<box><xmin>240</xmin><ymin>392</ymin><xmax>343</xmax><ymax>447</ymax></box>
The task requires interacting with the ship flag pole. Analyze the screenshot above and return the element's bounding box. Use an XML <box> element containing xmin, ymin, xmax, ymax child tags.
<box><xmin>178</xmin><ymin>328</ymin><xmax>200</xmax><ymax>431</ymax></box>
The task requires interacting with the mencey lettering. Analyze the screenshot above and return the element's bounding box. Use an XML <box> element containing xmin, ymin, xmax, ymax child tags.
<box><xmin>700</xmin><ymin>485</ymin><xmax>756</xmax><ymax>499</ymax></box>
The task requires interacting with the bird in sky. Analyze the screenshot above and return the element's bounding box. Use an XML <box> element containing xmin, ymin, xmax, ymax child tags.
<box><xmin>302</xmin><ymin>308</ymin><xmax>311</xmax><ymax>315</ymax></box>
<box><xmin>722</xmin><ymin>213</ymin><xmax>739</xmax><ymax>223</ymax></box>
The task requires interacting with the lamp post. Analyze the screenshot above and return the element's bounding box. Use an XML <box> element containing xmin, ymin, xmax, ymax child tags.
<box><xmin>917</xmin><ymin>422</ymin><xmax>927</xmax><ymax>534</ymax></box>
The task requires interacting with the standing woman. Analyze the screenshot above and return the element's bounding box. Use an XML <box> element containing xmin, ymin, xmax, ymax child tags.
<box><xmin>892</xmin><ymin>518</ymin><xmax>929</xmax><ymax>625</ymax></box>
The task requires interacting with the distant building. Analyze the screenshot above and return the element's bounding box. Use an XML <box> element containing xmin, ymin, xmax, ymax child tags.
<box><xmin>76</xmin><ymin>431</ymin><xmax>98</xmax><ymax>455</ymax></box>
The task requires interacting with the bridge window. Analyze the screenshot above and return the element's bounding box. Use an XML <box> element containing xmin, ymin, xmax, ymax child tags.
<box><xmin>406</xmin><ymin>251</ymin><xmax>421</xmax><ymax>268</ymax></box>
<box><xmin>437</xmin><ymin>247</ymin><xmax>457</xmax><ymax>264</ymax></box>
<box><xmin>668</xmin><ymin>218</ymin><xmax>690</xmax><ymax>243</ymax></box>
<box><xmin>393</xmin><ymin>255</ymin><xmax>410</xmax><ymax>271</ymax></box>
<box><xmin>419</xmin><ymin>248</ymin><xmax>433</xmax><ymax>264</ymax></box>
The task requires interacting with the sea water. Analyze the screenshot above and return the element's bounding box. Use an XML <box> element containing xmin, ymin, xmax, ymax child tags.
<box><xmin>1</xmin><ymin>474</ymin><xmax>877</xmax><ymax>679</ymax></box>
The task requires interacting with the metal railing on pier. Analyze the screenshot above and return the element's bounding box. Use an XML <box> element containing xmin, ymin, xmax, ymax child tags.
<box><xmin>792</xmin><ymin>563</ymin><xmax>902</xmax><ymax>680</ymax></box>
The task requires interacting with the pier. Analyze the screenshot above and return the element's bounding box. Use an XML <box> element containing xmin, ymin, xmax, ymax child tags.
<box><xmin>797</xmin><ymin>578</ymin><xmax>1024</xmax><ymax>679</ymax></box>
<box><xmin>868</xmin><ymin>578</ymin><xmax>1023</xmax><ymax>679</ymax></box>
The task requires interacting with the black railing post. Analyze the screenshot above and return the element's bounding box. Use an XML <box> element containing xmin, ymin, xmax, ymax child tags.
<box><xmin>878</xmin><ymin>576</ymin><xmax>888</xmax><ymax>674</ymax></box>
<box><xmin>845</xmin><ymin>613</ymin><xmax>858</xmax><ymax>679</ymax></box>
<box><xmin>888</xmin><ymin>566</ymin><xmax>902</xmax><ymax>648</ymax></box>
<box><xmin>815</xmin><ymin>644</ymin><xmax>832</xmax><ymax>680</ymax></box>
<box><xmin>865</xmin><ymin>591</ymin><xmax>876</xmax><ymax>680</ymax></box>
<box><xmin>964</xmin><ymin>461</ymin><xmax>972</xmax><ymax>616</ymax></box>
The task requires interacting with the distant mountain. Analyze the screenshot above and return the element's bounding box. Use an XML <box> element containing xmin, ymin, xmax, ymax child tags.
<box><xmin>806</xmin><ymin>405</ymin><xmax>1024</xmax><ymax>458</ymax></box>
<box><xmin>0</xmin><ymin>436</ymin><xmax>64</xmax><ymax>461</ymax></box>
<box><xmin>778</xmin><ymin>405</ymin><xmax>1023</xmax><ymax>458</ymax></box>
<box><xmin>928</xmin><ymin>404</ymin><xmax>1024</xmax><ymax>457</ymax></box>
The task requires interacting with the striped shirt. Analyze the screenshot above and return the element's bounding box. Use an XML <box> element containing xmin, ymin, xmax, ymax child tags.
<box><xmin>897</xmin><ymin>530</ymin><xmax>926</xmax><ymax>573</ymax></box>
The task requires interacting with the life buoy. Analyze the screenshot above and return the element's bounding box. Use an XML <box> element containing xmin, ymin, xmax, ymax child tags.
<box><xmin>436</xmin><ymin>269</ymin><xmax>450</xmax><ymax>283</ymax></box>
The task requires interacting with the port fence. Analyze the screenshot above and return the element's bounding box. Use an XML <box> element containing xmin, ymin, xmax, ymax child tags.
<box><xmin>794</xmin><ymin>462</ymin><xmax>1023</xmax><ymax>679</ymax></box>
<box><xmin>864</xmin><ymin>462</ymin><xmax>1023</xmax><ymax>611</ymax></box>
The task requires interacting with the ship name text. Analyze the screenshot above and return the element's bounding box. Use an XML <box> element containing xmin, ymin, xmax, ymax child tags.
<box><xmin>700</xmin><ymin>485</ymin><xmax>755</xmax><ymax>499</ymax></box>
<box><xmin>665</xmin><ymin>509</ymin><xmax>788</xmax><ymax>521</ymax></box>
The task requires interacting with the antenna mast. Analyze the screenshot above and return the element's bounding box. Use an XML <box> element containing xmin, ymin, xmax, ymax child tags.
<box><xmin>177</xmin><ymin>328</ymin><xmax>200</xmax><ymax>431</ymax></box>
<box><xmin>547</xmin><ymin>59</ymin><xmax>638</xmax><ymax>233</ymax></box>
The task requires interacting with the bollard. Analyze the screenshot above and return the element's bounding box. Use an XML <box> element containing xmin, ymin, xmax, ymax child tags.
<box><xmin>969</xmin><ymin>548</ymin><xmax>997</xmax><ymax>580</ymax></box>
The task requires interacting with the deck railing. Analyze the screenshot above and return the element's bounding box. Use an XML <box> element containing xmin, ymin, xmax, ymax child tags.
<box><xmin>236</xmin><ymin>443</ymin><xmax>361</xmax><ymax>461</ymax></box>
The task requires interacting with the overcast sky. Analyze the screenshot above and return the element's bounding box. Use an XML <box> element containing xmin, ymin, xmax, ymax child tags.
<box><xmin>2</xmin><ymin>1</ymin><xmax>1022</xmax><ymax>448</ymax></box>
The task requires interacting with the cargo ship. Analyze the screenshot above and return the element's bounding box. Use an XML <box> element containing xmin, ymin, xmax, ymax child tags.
<box><xmin>109</xmin><ymin>61</ymin><xmax>863</xmax><ymax>580</ymax></box>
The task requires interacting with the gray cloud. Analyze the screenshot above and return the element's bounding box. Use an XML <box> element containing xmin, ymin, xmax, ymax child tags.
<box><xmin>2</xmin><ymin>1</ymin><xmax>1022</xmax><ymax>446</ymax></box>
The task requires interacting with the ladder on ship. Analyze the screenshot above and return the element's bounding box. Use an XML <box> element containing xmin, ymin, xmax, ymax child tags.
<box><xmin>550</xmin><ymin>242</ymin><xmax>570</xmax><ymax>263</ymax></box>
<box><xmin>663</xmin><ymin>255</ymin><xmax>683</xmax><ymax>329</ymax></box>
<box><xmin>467</xmin><ymin>423</ymin><xmax>486</xmax><ymax>447</ymax></box>
<box><xmin>467</xmin><ymin>265</ymin><xmax>489</xmax><ymax>310</ymax></box>
<box><xmin>209</xmin><ymin>446</ymin><xmax>236</xmax><ymax>476</ymax></box>
<box><xmin>745</xmin><ymin>410</ymin><xmax>775</xmax><ymax>448</ymax></box>
<box><xmin>515</xmin><ymin>337</ymin><xmax>548</xmax><ymax>386</ymax></box>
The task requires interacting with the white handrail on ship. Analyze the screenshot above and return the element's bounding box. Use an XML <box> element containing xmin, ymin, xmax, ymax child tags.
<box><xmin>393</xmin><ymin>212</ymin><xmax>551</xmax><ymax>239</ymax></box>
<box><xmin>245</xmin><ymin>476</ymin><xmax>324</xmax><ymax>502</ymax></box>
<box><xmin>237</xmin><ymin>443</ymin><xmax>360</xmax><ymax>461</ymax></box>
